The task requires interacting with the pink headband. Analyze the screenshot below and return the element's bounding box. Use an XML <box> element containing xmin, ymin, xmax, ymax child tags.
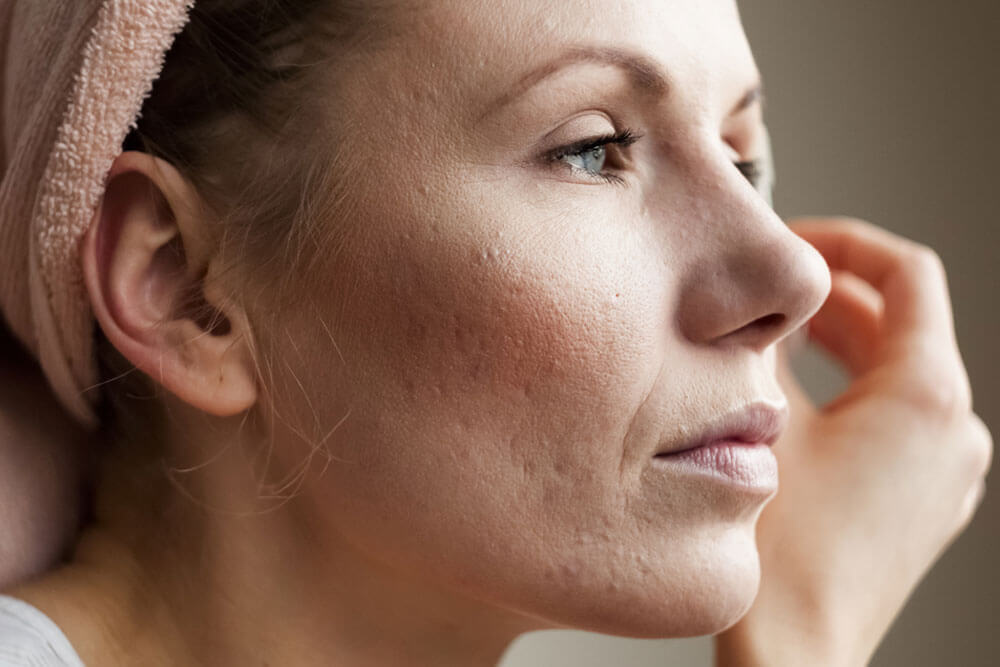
<box><xmin>0</xmin><ymin>0</ymin><xmax>194</xmax><ymax>427</ymax></box>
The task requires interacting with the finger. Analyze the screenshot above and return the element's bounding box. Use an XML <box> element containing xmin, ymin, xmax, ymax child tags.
<box><xmin>956</xmin><ymin>478</ymin><xmax>986</xmax><ymax>533</ymax></box>
<box><xmin>807</xmin><ymin>271</ymin><xmax>883</xmax><ymax>376</ymax></box>
<box><xmin>968</xmin><ymin>413</ymin><xmax>993</xmax><ymax>480</ymax></box>
<box><xmin>789</xmin><ymin>217</ymin><xmax>955</xmax><ymax>344</ymax></box>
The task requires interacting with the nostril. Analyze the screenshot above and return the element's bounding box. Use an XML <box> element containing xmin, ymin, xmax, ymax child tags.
<box><xmin>754</xmin><ymin>313</ymin><xmax>786</xmax><ymax>330</ymax></box>
<box><xmin>731</xmin><ymin>312</ymin><xmax>786</xmax><ymax>343</ymax></box>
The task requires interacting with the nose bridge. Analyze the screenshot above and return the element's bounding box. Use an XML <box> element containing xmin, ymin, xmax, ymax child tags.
<box><xmin>674</xmin><ymin>170</ymin><xmax>831</xmax><ymax>350</ymax></box>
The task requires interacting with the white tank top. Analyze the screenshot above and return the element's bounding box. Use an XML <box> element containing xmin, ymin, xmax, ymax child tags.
<box><xmin>0</xmin><ymin>595</ymin><xmax>83</xmax><ymax>666</ymax></box>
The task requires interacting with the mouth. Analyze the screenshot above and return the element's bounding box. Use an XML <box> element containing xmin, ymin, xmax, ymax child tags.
<box><xmin>653</xmin><ymin>401</ymin><xmax>789</xmax><ymax>458</ymax></box>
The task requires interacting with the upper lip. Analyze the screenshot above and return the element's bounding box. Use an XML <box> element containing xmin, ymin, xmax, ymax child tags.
<box><xmin>654</xmin><ymin>401</ymin><xmax>789</xmax><ymax>456</ymax></box>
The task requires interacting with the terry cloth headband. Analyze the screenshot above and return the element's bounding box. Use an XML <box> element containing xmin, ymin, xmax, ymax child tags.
<box><xmin>0</xmin><ymin>0</ymin><xmax>777</xmax><ymax>428</ymax></box>
<box><xmin>0</xmin><ymin>0</ymin><xmax>194</xmax><ymax>427</ymax></box>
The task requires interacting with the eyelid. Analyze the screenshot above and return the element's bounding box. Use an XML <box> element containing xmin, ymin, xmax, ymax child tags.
<box><xmin>546</xmin><ymin>128</ymin><xmax>639</xmax><ymax>162</ymax></box>
<box><xmin>539</xmin><ymin>111</ymin><xmax>620</xmax><ymax>152</ymax></box>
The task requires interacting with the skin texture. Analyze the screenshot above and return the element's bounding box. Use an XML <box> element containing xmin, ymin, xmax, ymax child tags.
<box><xmin>6</xmin><ymin>1</ymin><xmax>990</xmax><ymax>666</ymax></box>
<box><xmin>262</xmin><ymin>0</ymin><xmax>827</xmax><ymax>641</ymax></box>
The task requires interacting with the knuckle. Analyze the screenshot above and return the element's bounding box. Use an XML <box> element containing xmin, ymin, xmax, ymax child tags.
<box><xmin>834</xmin><ymin>216</ymin><xmax>876</xmax><ymax>237</ymax></box>
<box><xmin>904</xmin><ymin>244</ymin><xmax>946</xmax><ymax>281</ymax></box>
<box><xmin>900</xmin><ymin>362</ymin><xmax>971</xmax><ymax>418</ymax></box>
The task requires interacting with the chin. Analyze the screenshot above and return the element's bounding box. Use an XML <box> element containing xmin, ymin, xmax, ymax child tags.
<box><xmin>513</xmin><ymin>525</ymin><xmax>763</xmax><ymax>640</ymax></box>
<box><xmin>614</xmin><ymin>557</ymin><xmax>759</xmax><ymax>639</ymax></box>
<box><xmin>669</xmin><ymin>530</ymin><xmax>763</xmax><ymax>637</ymax></box>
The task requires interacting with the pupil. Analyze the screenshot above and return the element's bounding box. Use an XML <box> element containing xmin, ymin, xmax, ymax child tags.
<box><xmin>588</xmin><ymin>146</ymin><xmax>606</xmax><ymax>171</ymax></box>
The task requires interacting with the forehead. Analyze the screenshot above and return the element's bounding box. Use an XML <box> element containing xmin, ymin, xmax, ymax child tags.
<box><xmin>378</xmin><ymin>0</ymin><xmax>757</xmax><ymax>115</ymax></box>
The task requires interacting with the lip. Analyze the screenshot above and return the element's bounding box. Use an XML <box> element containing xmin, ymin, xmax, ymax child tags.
<box><xmin>654</xmin><ymin>401</ymin><xmax>789</xmax><ymax>457</ymax></box>
<box><xmin>654</xmin><ymin>441</ymin><xmax>779</xmax><ymax>491</ymax></box>
<box><xmin>651</xmin><ymin>402</ymin><xmax>787</xmax><ymax>492</ymax></box>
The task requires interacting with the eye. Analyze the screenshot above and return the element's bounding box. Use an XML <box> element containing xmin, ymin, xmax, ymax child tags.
<box><xmin>735</xmin><ymin>159</ymin><xmax>766</xmax><ymax>192</ymax></box>
<box><xmin>549</xmin><ymin>131</ymin><xmax>769</xmax><ymax>192</ymax></box>
<box><xmin>564</xmin><ymin>144</ymin><xmax>608</xmax><ymax>175</ymax></box>
<box><xmin>549</xmin><ymin>128</ymin><xmax>640</xmax><ymax>185</ymax></box>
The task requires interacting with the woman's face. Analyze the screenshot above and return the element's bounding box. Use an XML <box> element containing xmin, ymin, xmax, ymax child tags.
<box><xmin>269</xmin><ymin>0</ymin><xmax>830</xmax><ymax>637</ymax></box>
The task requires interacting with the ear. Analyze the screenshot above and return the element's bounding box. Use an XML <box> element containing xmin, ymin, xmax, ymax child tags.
<box><xmin>82</xmin><ymin>151</ymin><xmax>257</xmax><ymax>416</ymax></box>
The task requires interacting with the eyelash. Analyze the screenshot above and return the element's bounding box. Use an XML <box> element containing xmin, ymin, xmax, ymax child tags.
<box><xmin>549</xmin><ymin>129</ymin><xmax>767</xmax><ymax>191</ymax></box>
<box><xmin>549</xmin><ymin>129</ymin><xmax>639</xmax><ymax>186</ymax></box>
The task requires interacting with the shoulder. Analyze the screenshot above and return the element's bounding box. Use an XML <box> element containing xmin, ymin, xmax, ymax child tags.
<box><xmin>0</xmin><ymin>595</ymin><xmax>84</xmax><ymax>667</ymax></box>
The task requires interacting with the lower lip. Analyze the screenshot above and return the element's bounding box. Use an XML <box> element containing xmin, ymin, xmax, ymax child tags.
<box><xmin>653</xmin><ymin>441</ymin><xmax>778</xmax><ymax>491</ymax></box>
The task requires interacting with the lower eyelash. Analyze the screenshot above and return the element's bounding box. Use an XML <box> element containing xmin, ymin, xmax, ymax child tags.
<box><xmin>589</xmin><ymin>170</ymin><xmax>627</xmax><ymax>186</ymax></box>
<box><xmin>555</xmin><ymin>159</ymin><xmax>627</xmax><ymax>186</ymax></box>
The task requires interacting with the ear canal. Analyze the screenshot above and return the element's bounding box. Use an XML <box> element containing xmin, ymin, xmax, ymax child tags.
<box><xmin>183</xmin><ymin>287</ymin><xmax>234</xmax><ymax>337</ymax></box>
<box><xmin>167</xmin><ymin>244</ymin><xmax>234</xmax><ymax>338</ymax></box>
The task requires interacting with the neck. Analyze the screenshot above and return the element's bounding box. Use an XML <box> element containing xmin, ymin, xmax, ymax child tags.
<box><xmin>13</xmin><ymin>417</ymin><xmax>533</xmax><ymax>667</ymax></box>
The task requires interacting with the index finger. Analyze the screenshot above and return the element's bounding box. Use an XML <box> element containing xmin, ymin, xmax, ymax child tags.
<box><xmin>788</xmin><ymin>217</ymin><xmax>956</xmax><ymax>344</ymax></box>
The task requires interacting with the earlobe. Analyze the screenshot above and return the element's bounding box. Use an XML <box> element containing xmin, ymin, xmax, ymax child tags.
<box><xmin>82</xmin><ymin>151</ymin><xmax>258</xmax><ymax>417</ymax></box>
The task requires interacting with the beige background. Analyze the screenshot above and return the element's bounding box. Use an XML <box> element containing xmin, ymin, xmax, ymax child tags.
<box><xmin>501</xmin><ymin>0</ymin><xmax>999</xmax><ymax>664</ymax></box>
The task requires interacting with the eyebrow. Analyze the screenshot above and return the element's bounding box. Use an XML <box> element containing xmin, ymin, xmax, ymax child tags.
<box><xmin>482</xmin><ymin>45</ymin><xmax>763</xmax><ymax>119</ymax></box>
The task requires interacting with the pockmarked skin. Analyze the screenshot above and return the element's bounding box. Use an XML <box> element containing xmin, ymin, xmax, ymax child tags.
<box><xmin>264</xmin><ymin>0</ymin><xmax>828</xmax><ymax>639</ymax></box>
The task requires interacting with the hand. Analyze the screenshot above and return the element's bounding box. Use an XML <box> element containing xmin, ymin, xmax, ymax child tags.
<box><xmin>715</xmin><ymin>218</ymin><xmax>993</xmax><ymax>666</ymax></box>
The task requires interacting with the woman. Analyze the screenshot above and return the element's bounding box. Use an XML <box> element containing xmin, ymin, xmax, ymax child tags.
<box><xmin>0</xmin><ymin>0</ymin><xmax>990</xmax><ymax>664</ymax></box>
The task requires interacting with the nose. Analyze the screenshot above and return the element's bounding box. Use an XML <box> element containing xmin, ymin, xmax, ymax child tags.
<box><xmin>675</xmin><ymin>171</ymin><xmax>832</xmax><ymax>351</ymax></box>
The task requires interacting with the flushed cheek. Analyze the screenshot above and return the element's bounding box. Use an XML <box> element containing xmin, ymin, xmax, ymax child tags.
<box><xmin>281</xmin><ymin>217</ymin><xmax>768</xmax><ymax>636</ymax></box>
<box><xmin>345</xmin><ymin>215</ymin><xmax>667</xmax><ymax>449</ymax></box>
<box><xmin>307</xmin><ymin>208</ymin><xmax>671</xmax><ymax>560</ymax></box>
<box><xmin>290</xmin><ymin>181</ymin><xmax>771</xmax><ymax>633</ymax></box>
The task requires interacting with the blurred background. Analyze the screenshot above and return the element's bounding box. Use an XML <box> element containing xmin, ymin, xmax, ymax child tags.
<box><xmin>501</xmin><ymin>0</ymin><xmax>1000</xmax><ymax>664</ymax></box>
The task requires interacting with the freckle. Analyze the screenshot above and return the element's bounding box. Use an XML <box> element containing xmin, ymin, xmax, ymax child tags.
<box><xmin>615</xmin><ymin>293</ymin><xmax>620</xmax><ymax>298</ymax></box>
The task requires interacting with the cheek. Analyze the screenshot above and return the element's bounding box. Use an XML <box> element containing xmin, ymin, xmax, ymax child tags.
<box><xmin>275</xmin><ymin>192</ymin><xmax>760</xmax><ymax>636</ymax></box>
<box><xmin>382</xmin><ymin>240</ymin><xmax>654</xmax><ymax>413</ymax></box>
<box><xmin>294</xmin><ymin>216</ymin><xmax>655</xmax><ymax>545</ymax></box>
<box><xmin>330</xmin><ymin>217</ymin><xmax>663</xmax><ymax>499</ymax></box>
